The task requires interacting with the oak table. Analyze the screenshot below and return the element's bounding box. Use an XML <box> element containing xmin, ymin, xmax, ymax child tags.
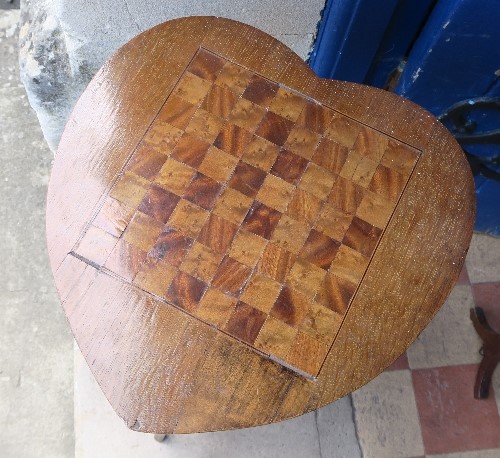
<box><xmin>46</xmin><ymin>17</ymin><xmax>475</xmax><ymax>434</ymax></box>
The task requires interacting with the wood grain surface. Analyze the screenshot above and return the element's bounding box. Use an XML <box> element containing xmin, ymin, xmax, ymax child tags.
<box><xmin>47</xmin><ymin>17</ymin><xmax>475</xmax><ymax>433</ymax></box>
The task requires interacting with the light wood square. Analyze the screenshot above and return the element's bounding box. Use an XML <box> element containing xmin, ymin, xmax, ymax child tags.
<box><xmin>227</xmin><ymin>98</ymin><xmax>266</xmax><ymax>131</ymax></box>
<box><xmin>299</xmin><ymin>162</ymin><xmax>337</xmax><ymax>200</ymax></box>
<box><xmin>185</xmin><ymin>108</ymin><xmax>225</xmax><ymax>144</ymax></box>
<box><xmin>240</xmin><ymin>273</ymin><xmax>282</xmax><ymax>313</ymax></box>
<box><xmin>173</xmin><ymin>71</ymin><xmax>212</xmax><ymax>104</ymax></box>
<box><xmin>168</xmin><ymin>199</ymin><xmax>209</xmax><ymax>239</ymax></box>
<box><xmin>315</xmin><ymin>205</ymin><xmax>352</xmax><ymax>241</ymax></box>
<box><xmin>241</xmin><ymin>135</ymin><xmax>280</xmax><ymax>171</ymax></box>
<box><xmin>180</xmin><ymin>241</ymin><xmax>224</xmax><ymax>282</ymax></box>
<box><xmin>123</xmin><ymin>211</ymin><xmax>164</xmax><ymax>253</ymax></box>
<box><xmin>254</xmin><ymin>317</ymin><xmax>297</xmax><ymax>360</ymax></box>
<box><xmin>133</xmin><ymin>257</ymin><xmax>177</xmax><ymax>297</ymax></box>
<box><xmin>284</xmin><ymin>126</ymin><xmax>322</xmax><ymax>160</ymax></box>
<box><xmin>286</xmin><ymin>259</ymin><xmax>326</xmax><ymax>298</ymax></box>
<box><xmin>110</xmin><ymin>171</ymin><xmax>150</xmax><ymax>208</ymax></box>
<box><xmin>268</xmin><ymin>87</ymin><xmax>306</xmax><ymax>122</ymax></box>
<box><xmin>228</xmin><ymin>230</ymin><xmax>268</xmax><ymax>267</ymax></box>
<box><xmin>329</xmin><ymin>244</ymin><xmax>370</xmax><ymax>284</ymax></box>
<box><xmin>356</xmin><ymin>190</ymin><xmax>394</xmax><ymax>229</ymax></box>
<box><xmin>351</xmin><ymin>157</ymin><xmax>379</xmax><ymax>188</ymax></box>
<box><xmin>212</xmin><ymin>187</ymin><xmax>253</xmax><ymax>225</ymax></box>
<box><xmin>256</xmin><ymin>174</ymin><xmax>295</xmax><ymax>212</ymax></box>
<box><xmin>195</xmin><ymin>288</ymin><xmax>237</xmax><ymax>328</ymax></box>
<box><xmin>198</xmin><ymin>146</ymin><xmax>239</xmax><ymax>183</ymax></box>
<box><xmin>155</xmin><ymin>158</ymin><xmax>195</xmax><ymax>196</ymax></box>
<box><xmin>271</xmin><ymin>215</ymin><xmax>310</xmax><ymax>254</ymax></box>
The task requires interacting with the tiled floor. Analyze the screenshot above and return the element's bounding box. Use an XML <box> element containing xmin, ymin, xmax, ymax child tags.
<box><xmin>352</xmin><ymin>232</ymin><xmax>500</xmax><ymax>457</ymax></box>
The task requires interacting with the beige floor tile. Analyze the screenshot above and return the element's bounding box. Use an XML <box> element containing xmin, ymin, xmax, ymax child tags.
<box><xmin>466</xmin><ymin>233</ymin><xmax>500</xmax><ymax>283</ymax></box>
<box><xmin>407</xmin><ymin>285</ymin><xmax>482</xmax><ymax>369</ymax></box>
<box><xmin>428</xmin><ymin>450</ymin><xmax>500</xmax><ymax>458</ymax></box>
<box><xmin>352</xmin><ymin>370</ymin><xmax>424</xmax><ymax>458</ymax></box>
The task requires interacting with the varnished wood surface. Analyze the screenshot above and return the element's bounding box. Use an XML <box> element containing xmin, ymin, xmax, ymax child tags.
<box><xmin>47</xmin><ymin>17</ymin><xmax>475</xmax><ymax>433</ymax></box>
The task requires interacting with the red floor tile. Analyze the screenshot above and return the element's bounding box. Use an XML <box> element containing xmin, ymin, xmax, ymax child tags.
<box><xmin>472</xmin><ymin>282</ymin><xmax>500</xmax><ymax>331</ymax></box>
<box><xmin>385</xmin><ymin>352</ymin><xmax>409</xmax><ymax>371</ymax></box>
<box><xmin>412</xmin><ymin>364</ymin><xmax>500</xmax><ymax>455</ymax></box>
<box><xmin>457</xmin><ymin>264</ymin><xmax>470</xmax><ymax>285</ymax></box>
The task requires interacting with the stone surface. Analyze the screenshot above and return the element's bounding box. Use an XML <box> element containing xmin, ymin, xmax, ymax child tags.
<box><xmin>0</xmin><ymin>9</ymin><xmax>74</xmax><ymax>457</ymax></box>
<box><xmin>18</xmin><ymin>0</ymin><xmax>325</xmax><ymax>152</ymax></box>
<box><xmin>352</xmin><ymin>370</ymin><xmax>425</xmax><ymax>458</ymax></box>
<box><xmin>406</xmin><ymin>284</ymin><xmax>482</xmax><ymax>369</ymax></box>
<box><xmin>74</xmin><ymin>348</ymin><xmax>361</xmax><ymax>458</ymax></box>
<box><xmin>428</xmin><ymin>451</ymin><xmax>500</xmax><ymax>458</ymax></box>
<box><xmin>466</xmin><ymin>233</ymin><xmax>500</xmax><ymax>283</ymax></box>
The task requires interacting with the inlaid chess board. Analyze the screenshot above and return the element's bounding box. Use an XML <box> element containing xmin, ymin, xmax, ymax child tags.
<box><xmin>73</xmin><ymin>48</ymin><xmax>420</xmax><ymax>377</ymax></box>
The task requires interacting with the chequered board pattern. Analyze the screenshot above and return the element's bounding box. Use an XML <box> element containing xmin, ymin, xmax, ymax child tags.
<box><xmin>74</xmin><ymin>48</ymin><xmax>420</xmax><ymax>377</ymax></box>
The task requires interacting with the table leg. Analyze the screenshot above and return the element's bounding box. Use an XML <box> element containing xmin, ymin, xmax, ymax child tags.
<box><xmin>470</xmin><ymin>307</ymin><xmax>500</xmax><ymax>399</ymax></box>
<box><xmin>154</xmin><ymin>434</ymin><xmax>167</xmax><ymax>442</ymax></box>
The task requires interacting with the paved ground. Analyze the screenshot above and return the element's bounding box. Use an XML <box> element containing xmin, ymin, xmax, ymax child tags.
<box><xmin>3</xmin><ymin>7</ymin><xmax>500</xmax><ymax>458</ymax></box>
<box><xmin>0</xmin><ymin>10</ymin><xmax>74</xmax><ymax>458</ymax></box>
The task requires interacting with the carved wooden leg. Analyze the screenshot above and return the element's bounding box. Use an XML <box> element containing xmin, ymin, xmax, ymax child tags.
<box><xmin>470</xmin><ymin>307</ymin><xmax>500</xmax><ymax>399</ymax></box>
<box><xmin>154</xmin><ymin>434</ymin><xmax>167</xmax><ymax>442</ymax></box>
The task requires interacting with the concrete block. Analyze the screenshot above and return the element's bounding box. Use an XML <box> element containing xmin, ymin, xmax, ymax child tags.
<box><xmin>19</xmin><ymin>0</ymin><xmax>325</xmax><ymax>151</ymax></box>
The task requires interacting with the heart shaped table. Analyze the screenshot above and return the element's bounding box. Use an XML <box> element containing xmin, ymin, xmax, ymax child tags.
<box><xmin>46</xmin><ymin>17</ymin><xmax>475</xmax><ymax>434</ymax></box>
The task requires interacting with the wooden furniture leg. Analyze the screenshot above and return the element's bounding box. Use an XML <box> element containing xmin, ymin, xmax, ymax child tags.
<box><xmin>470</xmin><ymin>307</ymin><xmax>500</xmax><ymax>399</ymax></box>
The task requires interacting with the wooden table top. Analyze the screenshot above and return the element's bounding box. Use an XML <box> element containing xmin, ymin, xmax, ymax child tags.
<box><xmin>46</xmin><ymin>17</ymin><xmax>475</xmax><ymax>434</ymax></box>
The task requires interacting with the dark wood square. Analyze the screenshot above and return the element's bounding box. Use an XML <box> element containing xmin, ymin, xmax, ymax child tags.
<box><xmin>104</xmin><ymin>239</ymin><xmax>147</xmax><ymax>282</ymax></box>
<box><xmin>328</xmin><ymin>176</ymin><xmax>365</xmax><ymax>215</ymax></box>
<box><xmin>242</xmin><ymin>201</ymin><xmax>282</xmax><ymax>239</ymax></box>
<box><xmin>312</xmin><ymin>137</ymin><xmax>349</xmax><ymax>174</ymax></box>
<box><xmin>183</xmin><ymin>172</ymin><xmax>222</xmax><ymax>210</ymax></box>
<box><xmin>171</xmin><ymin>133</ymin><xmax>211</xmax><ymax>168</ymax></box>
<box><xmin>198</xmin><ymin>213</ymin><xmax>239</xmax><ymax>254</ymax></box>
<box><xmin>186</xmin><ymin>48</ymin><xmax>226</xmax><ymax>81</ymax></box>
<box><xmin>369</xmin><ymin>164</ymin><xmax>407</xmax><ymax>202</ymax></box>
<box><xmin>299</xmin><ymin>229</ymin><xmax>340</xmax><ymax>269</ymax></box>
<box><xmin>213</xmin><ymin>123</ymin><xmax>254</xmax><ymax>158</ymax></box>
<box><xmin>125</xmin><ymin>145</ymin><xmax>167</xmax><ymax>180</ymax></box>
<box><xmin>296</xmin><ymin>100</ymin><xmax>334</xmax><ymax>134</ymax></box>
<box><xmin>201</xmin><ymin>83</ymin><xmax>237</xmax><ymax>118</ymax></box>
<box><xmin>225</xmin><ymin>301</ymin><xmax>267</xmax><ymax>345</ymax></box>
<box><xmin>271</xmin><ymin>286</ymin><xmax>310</xmax><ymax>327</ymax></box>
<box><xmin>165</xmin><ymin>271</ymin><xmax>208</xmax><ymax>313</ymax></box>
<box><xmin>270</xmin><ymin>149</ymin><xmax>308</xmax><ymax>185</ymax></box>
<box><xmin>343</xmin><ymin>216</ymin><xmax>383</xmax><ymax>258</ymax></box>
<box><xmin>242</xmin><ymin>74</ymin><xmax>279</xmax><ymax>107</ymax></box>
<box><xmin>315</xmin><ymin>273</ymin><xmax>357</xmax><ymax>314</ymax></box>
<box><xmin>157</xmin><ymin>94</ymin><xmax>197</xmax><ymax>130</ymax></box>
<box><xmin>255</xmin><ymin>111</ymin><xmax>295</xmax><ymax>146</ymax></box>
<box><xmin>148</xmin><ymin>227</ymin><xmax>193</xmax><ymax>267</ymax></box>
<box><xmin>227</xmin><ymin>161</ymin><xmax>267</xmax><ymax>198</ymax></box>
<box><xmin>138</xmin><ymin>184</ymin><xmax>180</xmax><ymax>224</ymax></box>
<box><xmin>212</xmin><ymin>256</ymin><xmax>253</xmax><ymax>296</ymax></box>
